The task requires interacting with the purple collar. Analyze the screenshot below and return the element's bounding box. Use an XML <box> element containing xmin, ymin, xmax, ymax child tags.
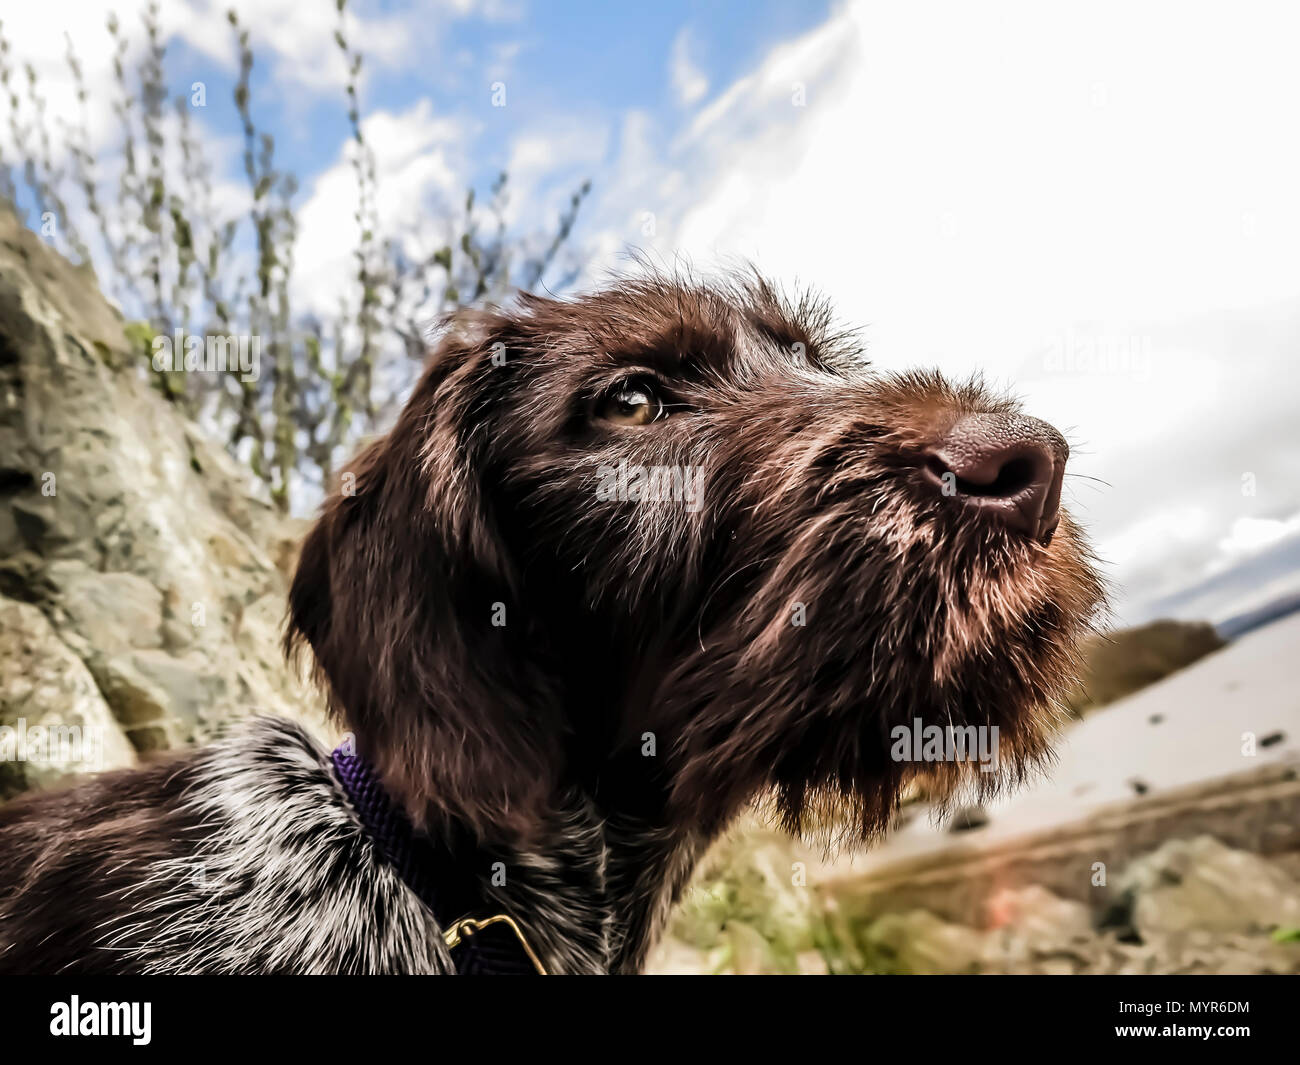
<box><xmin>330</xmin><ymin>744</ymin><xmax>543</xmax><ymax>975</ymax></box>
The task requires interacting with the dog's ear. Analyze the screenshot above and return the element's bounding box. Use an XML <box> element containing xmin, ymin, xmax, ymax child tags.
<box><xmin>285</xmin><ymin>329</ymin><xmax>564</xmax><ymax>842</ymax></box>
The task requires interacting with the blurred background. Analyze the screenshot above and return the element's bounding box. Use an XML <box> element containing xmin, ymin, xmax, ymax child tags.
<box><xmin>0</xmin><ymin>0</ymin><xmax>1296</xmax><ymax>973</ymax></box>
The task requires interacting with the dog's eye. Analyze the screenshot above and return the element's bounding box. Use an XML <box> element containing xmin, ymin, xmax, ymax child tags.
<box><xmin>596</xmin><ymin>380</ymin><xmax>668</xmax><ymax>426</ymax></box>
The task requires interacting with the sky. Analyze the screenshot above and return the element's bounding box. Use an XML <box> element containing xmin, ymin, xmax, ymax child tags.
<box><xmin>4</xmin><ymin>0</ymin><xmax>1299</xmax><ymax>627</ymax></box>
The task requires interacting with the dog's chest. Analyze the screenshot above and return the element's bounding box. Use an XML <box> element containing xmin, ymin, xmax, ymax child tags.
<box><xmin>105</xmin><ymin>719</ymin><xmax>689</xmax><ymax>974</ymax></box>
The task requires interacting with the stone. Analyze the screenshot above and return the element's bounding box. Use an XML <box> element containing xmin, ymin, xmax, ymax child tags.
<box><xmin>984</xmin><ymin>884</ymin><xmax>1094</xmax><ymax>955</ymax></box>
<box><xmin>0</xmin><ymin>595</ymin><xmax>135</xmax><ymax>797</ymax></box>
<box><xmin>1117</xmin><ymin>835</ymin><xmax>1300</xmax><ymax>937</ymax></box>
<box><xmin>46</xmin><ymin>561</ymin><xmax>164</xmax><ymax>653</ymax></box>
<box><xmin>860</xmin><ymin>910</ymin><xmax>988</xmax><ymax>974</ymax></box>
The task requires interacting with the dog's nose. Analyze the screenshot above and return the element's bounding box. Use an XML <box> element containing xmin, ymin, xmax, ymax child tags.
<box><xmin>923</xmin><ymin>414</ymin><xmax>1068</xmax><ymax>544</ymax></box>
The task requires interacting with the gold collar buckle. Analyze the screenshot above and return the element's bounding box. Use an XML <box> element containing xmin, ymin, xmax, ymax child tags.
<box><xmin>443</xmin><ymin>914</ymin><xmax>548</xmax><ymax>975</ymax></box>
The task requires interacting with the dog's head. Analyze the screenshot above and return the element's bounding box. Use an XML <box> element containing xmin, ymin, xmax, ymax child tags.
<box><xmin>287</xmin><ymin>273</ymin><xmax>1106</xmax><ymax>843</ymax></box>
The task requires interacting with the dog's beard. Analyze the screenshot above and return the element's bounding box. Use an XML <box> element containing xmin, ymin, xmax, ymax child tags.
<box><xmin>650</xmin><ymin>468</ymin><xmax>1106</xmax><ymax>848</ymax></box>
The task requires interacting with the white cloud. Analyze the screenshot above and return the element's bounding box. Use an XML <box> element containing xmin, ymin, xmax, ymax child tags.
<box><xmin>0</xmin><ymin>2</ymin><xmax>255</xmax><ymax>316</ymax></box>
<box><xmin>1216</xmin><ymin>513</ymin><xmax>1300</xmax><ymax>566</ymax></box>
<box><xmin>0</xmin><ymin>1</ymin><xmax>155</xmax><ymax>155</ymax></box>
<box><xmin>500</xmin><ymin>119</ymin><xmax>607</xmax><ymax>229</ymax></box>
<box><xmin>669</xmin><ymin>29</ymin><xmax>708</xmax><ymax>108</ymax></box>
<box><xmin>292</xmin><ymin>99</ymin><xmax>467</xmax><ymax>317</ymax></box>
<box><xmin>0</xmin><ymin>0</ymin><xmax>483</xmax><ymax>146</ymax></box>
<box><xmin>170</xmin><ymin>0</ymin><xmax>460</xmax><ymax>95</ymax></box>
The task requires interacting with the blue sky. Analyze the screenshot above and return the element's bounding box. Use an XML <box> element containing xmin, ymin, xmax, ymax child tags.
<box><xmin>6</xmin><ymin>0</ymin><xmax>1300</xmax><ymax>626</ymax></box>
<box><xmin>164</xmin><ymin>0</ymin><xmax>834</xmax><ymax>201</ymax></box>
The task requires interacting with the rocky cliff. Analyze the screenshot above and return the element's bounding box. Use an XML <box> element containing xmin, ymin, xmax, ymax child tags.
<box><xmin>0</xmin><ymin>207</ymin><xmax>321</xmax><ymax>797</ymax></box>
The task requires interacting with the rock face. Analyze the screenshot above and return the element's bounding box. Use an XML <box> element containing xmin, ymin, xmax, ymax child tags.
<box><xmin>1116</xmin><ymin>835</ymin><xmax>1300</xmax><ymax>937</ymax></box>
<box><xmin>0</xmin><ymin>207</ymin><xmax>321</xmax><ymax>794</ymax></box>
<box><xmin>649</xmin><ymin>829</ymin><xmax>1300</xmax><ymax>975</ymax></box>
<box><xmin>0</xmin><ymin>596</ymin><xmax>137</xmax><ymax>797</ymax></box>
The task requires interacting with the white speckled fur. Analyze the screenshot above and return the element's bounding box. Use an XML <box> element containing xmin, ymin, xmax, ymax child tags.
<box><xmin>99</xmin><ymin>716</ymin><xmax>687</xmax><ymax>974</ymax></box>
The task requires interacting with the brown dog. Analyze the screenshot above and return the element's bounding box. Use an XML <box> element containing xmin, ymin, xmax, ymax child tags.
<box><xmin>0</xmin><ymin>273</ymin><xmax>1104</xmax><ymax>973</ymax></box>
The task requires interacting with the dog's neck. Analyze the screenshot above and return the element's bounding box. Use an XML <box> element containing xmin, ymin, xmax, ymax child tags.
<box><xmin>444</xmin><ymin>629</ymin><xmax>719</xmax><ymax>971</ymax></box>
<box><xmin>598</xmin><ymin>812</ymin><xmax>710</xmax><ymax>973</ymax></box>
<box><xmin>441</xmin><ymin>787</ymin><xmax>709</xmax><ymax>974</ymax></box>
<box><xmin>342</xmin><ymin>733</ymin><xmax>712</xmax><ymax>973</ymax></box>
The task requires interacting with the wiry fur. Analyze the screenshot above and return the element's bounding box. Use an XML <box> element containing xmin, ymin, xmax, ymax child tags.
<box><xmin>0</xmin><ymin>271</ymin><xmax>1105</xmax><ymax>974</ymax></box>
<box><xmin>102</xmin><ymin>717</ymin><xmax>457</xmax><ymax>974</ymax></box>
